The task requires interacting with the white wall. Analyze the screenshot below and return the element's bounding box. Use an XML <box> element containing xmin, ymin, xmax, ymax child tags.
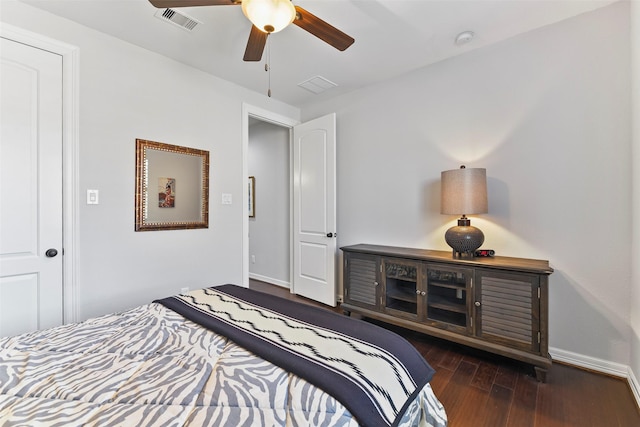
<box><xmin>248</xmin><ymin>121</ymin><xmax>290</xmax><ymax>286</ymax></box>
<box><xmin>630</xmin><ymin>0</ymin><xmax>640</xmax><ymax>397</ymax></box>
<box><xmin>1</xmin><ymin>1</ymin><xmax>300</xmax><ymax>321</ymax></box>
<box><xmin>304</xmin><ymin>2</ymin><xmax>632</xmax><ymax>369</ymax></box>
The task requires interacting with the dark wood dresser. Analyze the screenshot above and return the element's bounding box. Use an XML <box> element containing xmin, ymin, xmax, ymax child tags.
<box><xmin>341</xmin><ymin>244</ymin><xmax>554</xmax><ymax>381</ymax></box>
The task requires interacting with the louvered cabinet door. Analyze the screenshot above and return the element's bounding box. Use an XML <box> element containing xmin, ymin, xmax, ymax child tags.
<box><xmin>343</xmin><ymin>252</ymin><xmax>380</xmax><ymax>311</ymax></box>
<box><xmin>474</xmin><ymin>270</ymin><xmax>541</xmax><ymax>353</ymax></box>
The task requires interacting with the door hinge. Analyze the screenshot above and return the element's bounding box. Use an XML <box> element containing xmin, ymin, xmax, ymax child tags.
<box><xmin>470</xmin><ymin>316</ymin><xmax>473</xmax><ymax>328</ymax></box>
<box><xmin>538</xmin><ymin>332</ymin><xmax>541</xmax><ymax>344</ymax></box>
<box><xmin>538</xmin><ymin>287</ymin><xmax>541</xmax><ymax>299</ymax></box>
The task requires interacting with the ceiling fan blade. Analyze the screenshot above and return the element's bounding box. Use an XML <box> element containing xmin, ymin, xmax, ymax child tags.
<box><xmin>244</xmin><ymin>25</ymin><xmax>268</xmax><ymax>61</ymax></box>
<box><xmin>149</xmin><ymin>0</ymin><xmax>238</xmax><ymax>8</ymax></box>
<box><xmin>292</xmin><ymin>6</ymin><xmax>354</xmax><ymax>51</ymax></box>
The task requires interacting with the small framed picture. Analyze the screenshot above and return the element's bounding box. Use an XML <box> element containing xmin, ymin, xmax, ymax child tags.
<box><xmin>248</xmin><ymin>176</ymin><xmax>255</xmax><ymax>218</ymax></box>
<box><xmin>158</xmin><ymin>177</ymin><xmax>175</xmax><ymax>208</ymax></box>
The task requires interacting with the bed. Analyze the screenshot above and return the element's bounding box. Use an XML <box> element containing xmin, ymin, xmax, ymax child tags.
<box><xmin>0</xmin><ymin>285</ymin><xmax>447</xmax><ymax>426</ymax></box>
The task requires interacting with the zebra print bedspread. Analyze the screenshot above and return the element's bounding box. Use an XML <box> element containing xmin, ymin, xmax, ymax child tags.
<box><xmin>157</xmin><ymin>285</ymin><xmax>439</xmax><ymax>427</ymax></box>
<box><xmin>0</xmin><ymin>293</ymin><xmax>447</xmax><ymax>427</ymax></box>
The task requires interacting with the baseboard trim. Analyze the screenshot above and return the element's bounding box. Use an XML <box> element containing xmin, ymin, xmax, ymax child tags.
<box><xmin>628</xmin><ymin>367</ymin><xmax>640</xmax><ymax>409</ymax></box>
<box><xmin>248</xmin><ymin>273</ymin><xmax>290</xmax><ymax>289</ymax></box>
<box><xmin>550</xmin><ymin>347</ymin><xmax>628</xmax><ymax>377</ymax></box>
<box><xmin>550</xmin><ymin>347</ymin><xmax>640</xmax><ymax>408</ymax></box>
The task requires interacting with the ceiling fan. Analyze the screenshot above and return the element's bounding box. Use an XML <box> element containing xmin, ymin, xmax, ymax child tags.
<box><xmin>148</xmin><ymin>0</ymin><xmax>355</xmax><ymax>61</ymax></box>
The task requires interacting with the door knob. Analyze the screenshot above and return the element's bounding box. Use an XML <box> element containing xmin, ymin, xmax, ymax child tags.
<box><xmin>475</xmin><ymin>301</ymin><xmax>481</xmax><ymax>307</ymax></box>
<box><xmin>45</xmin><ymin>248</ymin><xmax>58</xmax><ymax>258</ymax></box>
<box><xmin>326</xmin><ymin>232</ymin><xmax>334</xmax><ymax>238</ymax></box>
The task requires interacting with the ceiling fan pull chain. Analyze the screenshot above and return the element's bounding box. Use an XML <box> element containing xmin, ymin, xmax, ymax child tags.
<box><xmin>265</xmin><ymin>38</ymin><xmax>272</xmax><ymax>97</ymax></box>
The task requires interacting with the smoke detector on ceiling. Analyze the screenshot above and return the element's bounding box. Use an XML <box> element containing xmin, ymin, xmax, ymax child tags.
<box><xmin>455</xmin><ymin>31</ymin><xmax>475</xmax><ymax>46</ymax></box>
<box><xmin>154</xmin><ymin>8</ymin><xmax>201</xmax><ymax>32</ymax></box>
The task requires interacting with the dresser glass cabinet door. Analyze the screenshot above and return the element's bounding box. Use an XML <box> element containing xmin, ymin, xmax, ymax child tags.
<box><xmin>425</xmin><ymin>265</ymin><xmax>472</xmax><ymax>333</ymax></box>
<box><xmin>383</xmin><ymin>259</ymin><xmax>419</xmax><ymax>319</ymax></box>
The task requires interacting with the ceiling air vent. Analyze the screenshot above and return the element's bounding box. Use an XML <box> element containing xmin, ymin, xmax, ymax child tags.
<box><xmin>298</xmin><ymin>76</ymin><xmax>338</xmax><ymax>94</ymax></box>
<box><xmin>154</xmin><ymin>8</ymin><xmax>200</xmax><ymax>32</ymax></box>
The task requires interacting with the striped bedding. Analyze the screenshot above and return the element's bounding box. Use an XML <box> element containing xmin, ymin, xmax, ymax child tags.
<box><xmin>0</xmin><ymin>288</ymin><xmax>447</xmax><ymax>427</ymax></box>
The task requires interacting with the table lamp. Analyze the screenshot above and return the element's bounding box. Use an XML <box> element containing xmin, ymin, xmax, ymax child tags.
<box><xmin>441</xmin><ymin>165</ymin><xmax>488</xmax><ymax>258</ymax></box>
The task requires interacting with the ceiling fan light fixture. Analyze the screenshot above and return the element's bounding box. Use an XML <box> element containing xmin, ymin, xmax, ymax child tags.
<box><xmin>241</xmin><ymin>0</ymin><xmax>296</xmax><ymax>34</ymax></box>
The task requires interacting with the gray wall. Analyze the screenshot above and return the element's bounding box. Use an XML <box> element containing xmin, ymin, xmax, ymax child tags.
<box><xmin>248</xmin><ymin>121</ymin><xmax>290</xmax><ymax>287</ymax></box>
<box><xmin>304</xmin><ymin>2</ymin><xmax>632</xmax><ymax>370</ymax></box>
<box><xmin>631</xmin><ymin>0</ymin><xmax>640</xmax><ymax>399</ymax></box>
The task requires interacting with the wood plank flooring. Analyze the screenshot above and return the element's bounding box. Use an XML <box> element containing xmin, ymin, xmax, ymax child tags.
<box><xmin>249</xmin><ymin>280</ymin><xmax>640</xmax><ymax>427</ymax></box>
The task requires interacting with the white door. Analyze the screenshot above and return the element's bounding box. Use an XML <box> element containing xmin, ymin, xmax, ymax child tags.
<box><xmin>0</xmin><ymin>38</ymin><xmax>64</xmax><ymax>337</ymax></box>
<box><xmin>292</xmin><ymin>113</ymin><xmax>337</xmax><ymax>306</ymax></box>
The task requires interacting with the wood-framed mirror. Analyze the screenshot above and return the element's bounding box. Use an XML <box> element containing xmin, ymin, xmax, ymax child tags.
<box><xmin>135</xmin><ymin>139</ymin><xmax>209</xmax><ymax>231</ymax></box>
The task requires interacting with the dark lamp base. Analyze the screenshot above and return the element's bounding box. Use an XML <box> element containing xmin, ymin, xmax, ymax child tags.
<box><xmin>445</xmin><ymin>225</ymin><xmax>485</xmax><ymax>258</ymax></box>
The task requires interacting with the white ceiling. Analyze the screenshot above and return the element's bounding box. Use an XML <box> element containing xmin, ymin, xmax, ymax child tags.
<box><xmin>21</xmin><ymin>0</ymin><xmax>617</xmax><ymax>108</ymax></box>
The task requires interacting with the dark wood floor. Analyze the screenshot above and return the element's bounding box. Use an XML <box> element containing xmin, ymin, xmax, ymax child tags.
<box><xmin>249</xmin><ymin>280</ymin><xmax>640</xmax><ymax>427</ymax></box>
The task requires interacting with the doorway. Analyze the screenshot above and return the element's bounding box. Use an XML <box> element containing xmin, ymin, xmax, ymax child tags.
<box><xmin>247</xmin><ymin>118</ymin><xmax>291</xmax><ymax>289</ymax></box>
<box><xmin>241</xmin><ymin>104</ymin><xmax>298</xmax><ymax>289</ymax></box>
<box><xmin>242</xmin><ymin>105</ymin><xmax>338</xmax><ymax>306</ymax></box>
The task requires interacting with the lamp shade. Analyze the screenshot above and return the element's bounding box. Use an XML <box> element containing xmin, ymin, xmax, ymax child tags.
<box><xmin>441</xmin><ymin>167</ymin><xmax>488</xmax><ymax>215</ymax></box>
<box><xmin>241</xmin><ymin>0</ymin><xmax>296</xmax><ymax>34</ymax></box>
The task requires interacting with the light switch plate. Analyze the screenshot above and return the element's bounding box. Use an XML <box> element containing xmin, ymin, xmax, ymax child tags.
<box><xmin>221</xmin><ymin>193</ymin><xmax>232</xmax><ymax>205</ymax></box>
<box><xmin>87</xmin><ymin>189</ymin><xmax>99</xmax><ymax>205</ymax></box>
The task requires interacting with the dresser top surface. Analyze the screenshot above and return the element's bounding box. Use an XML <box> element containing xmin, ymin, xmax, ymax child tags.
<box><xmin>341</xmin><ymin>244</ymin><xmax>553</xmax><ymax>274</ymax></box>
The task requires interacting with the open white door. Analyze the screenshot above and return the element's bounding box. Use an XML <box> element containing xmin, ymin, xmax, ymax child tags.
<box><xmin>0</xmin><ymin>38</ymin><xmax>64</xmax><ymax>337</ymax></box>
<box><xmin>292</xmin><ymin>113</ymin><xmax>337</xmax><ymax>306</ymax></box>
